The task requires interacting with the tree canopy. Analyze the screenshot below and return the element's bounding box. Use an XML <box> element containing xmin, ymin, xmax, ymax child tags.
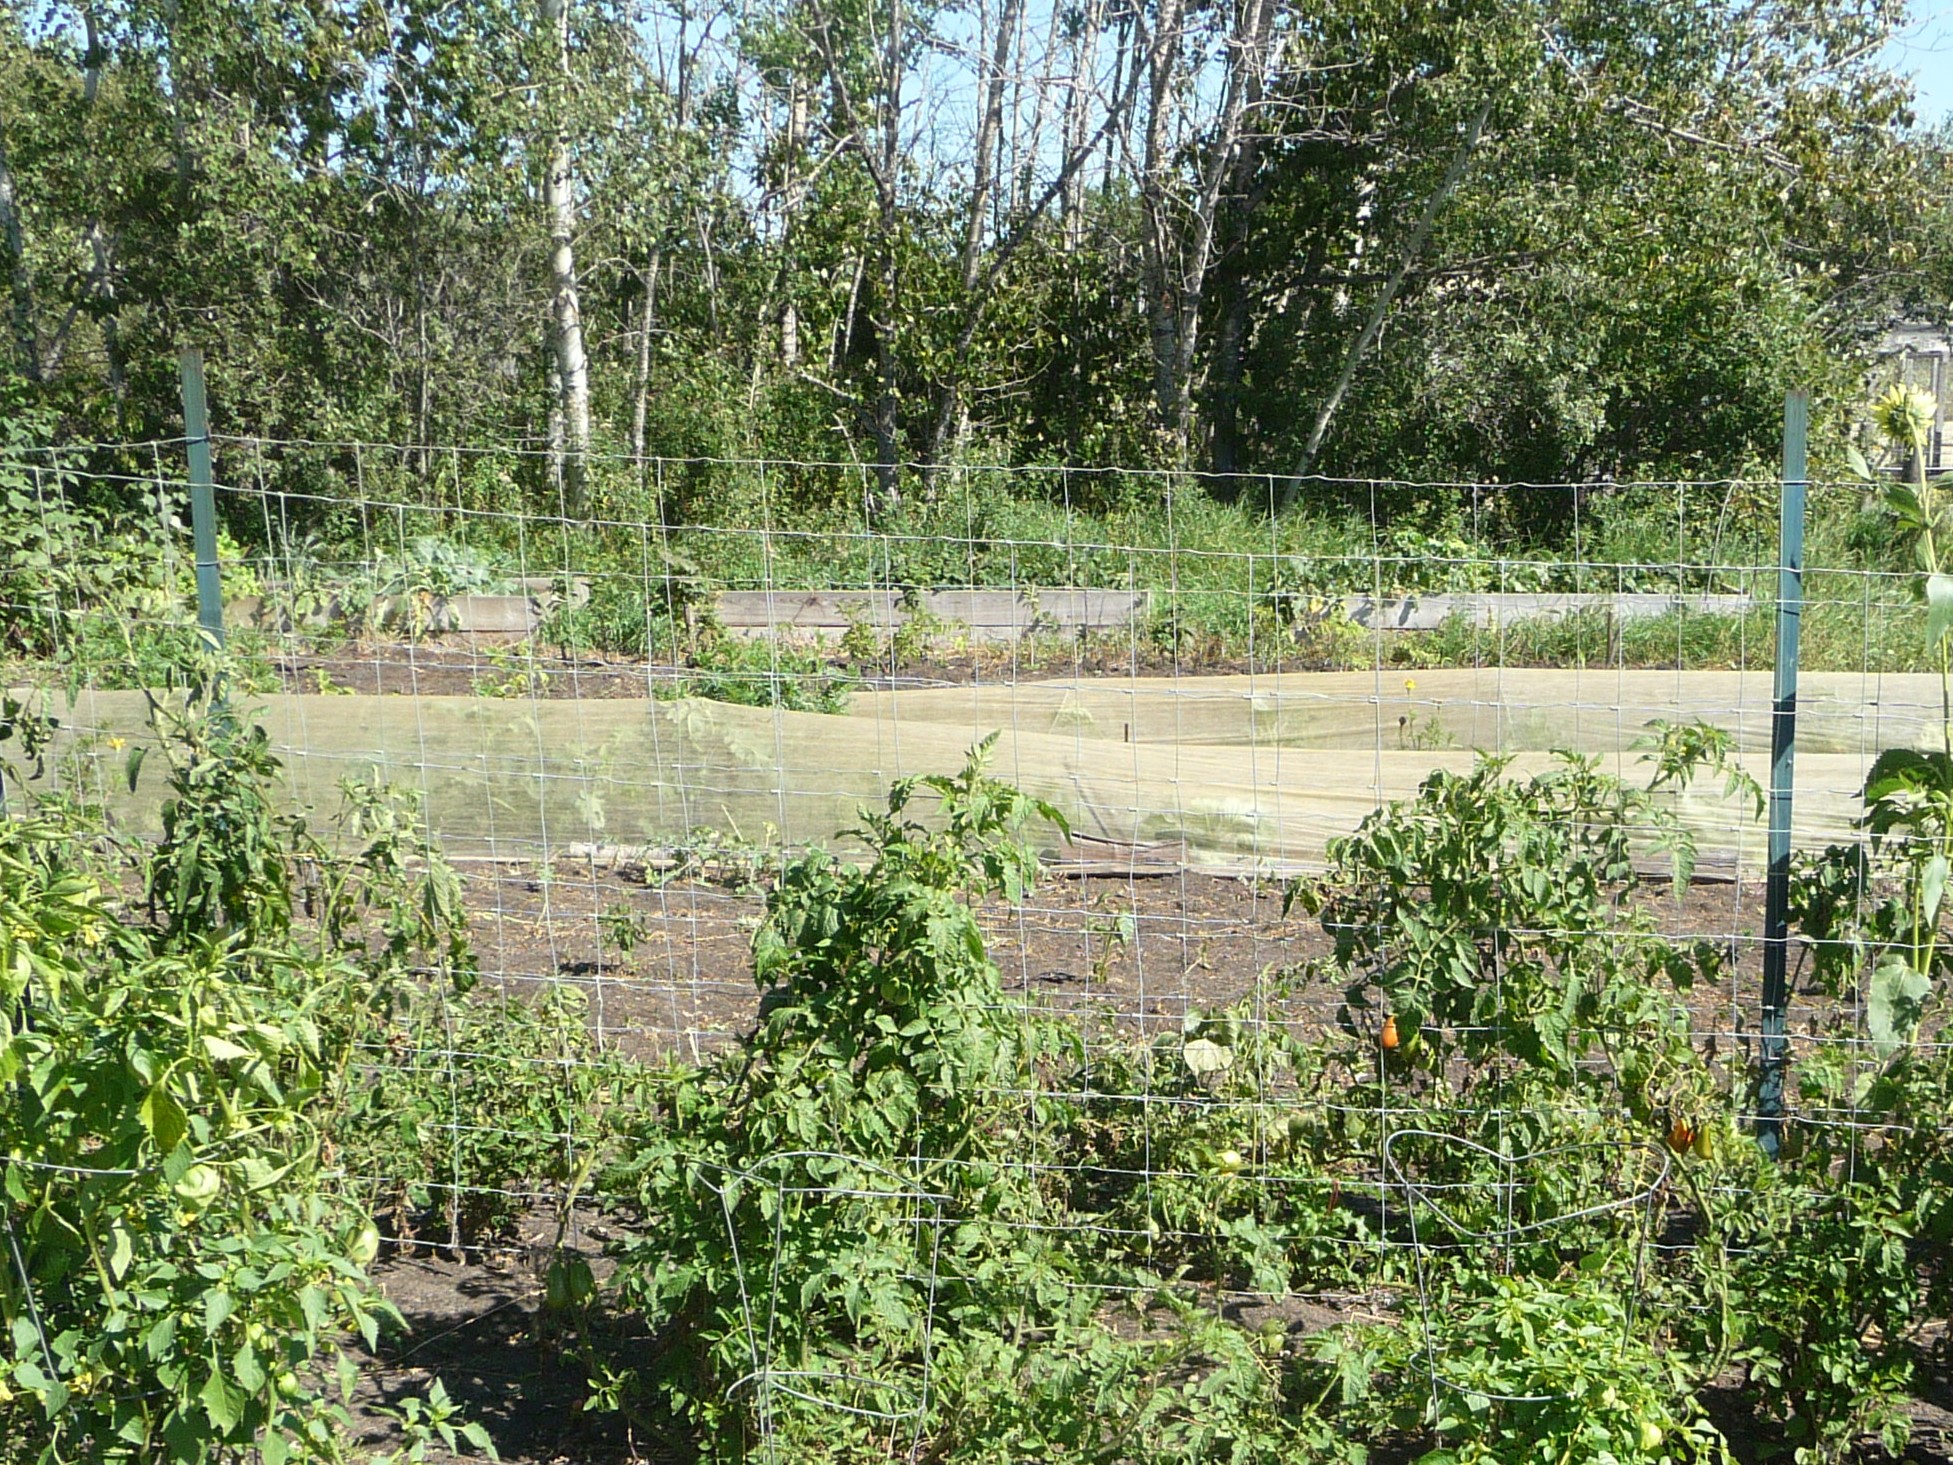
<box><xmin>0</xmin><ymin>0</ymin><xmax>1943</xmax><ymax>512</ymax></box>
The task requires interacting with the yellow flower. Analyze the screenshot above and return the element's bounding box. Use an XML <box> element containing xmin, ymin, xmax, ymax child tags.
<box><xmin>105</xmin><ymin>736</ymin><xmax>126</xmax><ymax>751</ymax></box>
<box><xmin>1873</xmin><ymin>384</ymin><xmax>1936</xmax><ymax>451</ymax></box>
<box><xmin>1403</xmin><ymin>678</ymin><xmax>1417</xmax><ymax>694</ymax></box>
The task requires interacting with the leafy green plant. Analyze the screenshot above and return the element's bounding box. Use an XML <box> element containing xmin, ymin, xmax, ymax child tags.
<box><xmin>1287</xmin><ymin>744</ymin><xmax>1726</xmax><ymax>1085</ymax></box>
<box><xmin>1791</xmin><ymin>386</ymin><xmax>1953</xmax><ymax>1098</ymax></box>
<box><xmin>599</xmin><ymin>901</ymin><xmax>647</xmax><ymax>960</ymax></box>
<box><xmin>837</xmin><ymin>608</ymin><xmax>883</xmax><ymax>664</ymax></box>
<box><xmin>136</xmin><ymin>670</ymin><xmax>307</xmax><ymax>943</ymax></box>
<box><xmin>672</xmin><ymin>630</ymin><xmax>858</xmax><ymax>713</ymax></box>
<box><xmin>469</xmin><ymin>641</ymin><xmax>539</xmax><ymax>698</ymax></box>
<box><xmin>369</xmin><ymin>536</ymin><xmax>511</xmax><ymax>639</ymax></box>
<box><xmin>0</xmin><ymin>442</ymin><xmax>278</xmax><ymax>693</ymax></box>
<box><xmin>599</xmin><ymin>737</ymin><xmax>1071</xmax><ymax>1452</ymax></box>
<box><xmin>318</xmin><ymin>774</ymin><xmax>476</xmax><ymax>988</ymax></box>
<box><xmin>541</xmin><ymin>577</ymin><xmax>671</xmax><ymax>660</ymax></box>
<box><xmin>0</xmin><ymin>666</ymin><xmax>485</xmax><ymax>1465</ymax></box>
<box><xmin>255</xmin><ymin>533</ymin><xmax>373</xmax><ymax>635</ymax></box>
<box><xmin>1791</xmin><ymin>751</ymin><xmax>1953</xmax><ymax>1058</ymax></box>
<box><xmin>336</xmin><ymin>983</ymin><xmax>612</xmax><ymax>1250</ymax></box>
<box><xmin>1718</xmin><ymin>1177</ymin><xmax>1918</xmax><ymax>1463</ymax></box>
<box><xmin>638</xmin><ymin>820</ymin><xmax>783</xmax><ymax>894</ymax></box>
<box><xmin>1787</xmin><ymin>389</ymin><xmax>1953</xmax><ymax>1059</ymax></box>
<box><xmin>888</xmin><ymin>600</ymin><xmax>951</xmax><ymax>664</ymax></box>
<box><xmin>1350</xmin><ymin>1272</ymin><xmax>1730</xmax><ymax>1464</ymax></box>
<box><xmin>367</xmin><ymin>1379</ymin><xmax>496</xmax><ymax>1465</ymax></box>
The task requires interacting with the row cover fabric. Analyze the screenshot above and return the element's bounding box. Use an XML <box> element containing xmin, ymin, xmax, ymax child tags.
<box><xmin>16</xmin><ymin>669</ymin><xmax>1931</xmax><ymax>870</ymax></box>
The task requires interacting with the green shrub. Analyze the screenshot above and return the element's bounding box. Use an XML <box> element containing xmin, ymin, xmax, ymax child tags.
<box><xmin>673</xmin><ymin>630</ymin><xmax>858</xmax><ymax>712</ymax></box>
<box><xmin>337</xmin><ymin>983</ymin><xmax>616</xmax><ymax>1248</ymax></box>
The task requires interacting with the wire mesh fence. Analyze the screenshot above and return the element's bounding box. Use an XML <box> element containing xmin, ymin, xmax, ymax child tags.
<box><xmin>5</xmin><ymin>428</ymin><xmax>1951</xmax><ymax>1459</ymax></box>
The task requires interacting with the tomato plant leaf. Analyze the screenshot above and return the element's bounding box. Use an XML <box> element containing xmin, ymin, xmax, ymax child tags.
<box><xmin>1867</xmin><ymin>958</ymin><xmax>1931</xmax><ymax>1060</ymax></box>
<box><xmin>139</xmin><ymin>1084</ymin><xmax>188</xmax><ymax>1153</ymax></box>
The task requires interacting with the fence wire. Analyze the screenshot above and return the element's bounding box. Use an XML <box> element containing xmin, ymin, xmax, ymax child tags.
<box><xmin>4</xmin><ymin>431</ymin><xmax>1948</xmax><ymax>1456</ymax></box>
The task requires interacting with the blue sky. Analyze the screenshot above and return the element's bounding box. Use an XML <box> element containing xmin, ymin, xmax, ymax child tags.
<box><xmin>1888</xmin><ymin>3</ymin><xmax>1953</xmax><ymax>122</ymax></box>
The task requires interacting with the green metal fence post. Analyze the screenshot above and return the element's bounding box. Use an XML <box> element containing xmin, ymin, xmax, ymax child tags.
<box><xmin>1757</xmin><ymin>388</ymin><xmax>1808</xmax><ymax>1158</ymax></box>
<box><xmin>178</xmin><ymin>347</ymin><xmax>225</xmax><ymax>649</ymax></box>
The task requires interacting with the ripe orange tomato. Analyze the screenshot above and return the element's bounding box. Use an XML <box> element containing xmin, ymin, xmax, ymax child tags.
<box><xmin>1380</xmin><ymin>1015</ymin><xmax>1400</xmax><ymax>1050</ymax></box>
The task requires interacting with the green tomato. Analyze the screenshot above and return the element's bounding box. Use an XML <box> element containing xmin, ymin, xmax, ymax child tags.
<box><xmin>348</xmin><ymin>1222</ymin><xmax>380</xmax><ymax>1268</ymax></box>
<box><xmin>1216</xmin><ymin>1149</ymin><xmax>1244</xmax><ymax>1175</ymax></box>
<box><xmin>1637</xmin><ymin>1418</ymin><xmax>1663</xmax><ymax>1452</ymax></box>
<box><xmin>172</xmin><ymin>1164</ymin><xmax>222</xmax><ymax>1207</ymax></box>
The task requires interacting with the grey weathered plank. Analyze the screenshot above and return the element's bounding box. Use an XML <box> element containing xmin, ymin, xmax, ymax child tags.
<box><xmin>711</xmin><ymin>588</ymin><xmax>1152</xmax><ymax>640</ymax></box>
<box><xmin>1332</xmin><ymin>591</ymin><xmax>1752</xmax><ymax>631</ymax></box>
<box><xmin>232</xmin><ymin>585</ymin><xmax>582</xmax><ymax>636</ymax></box>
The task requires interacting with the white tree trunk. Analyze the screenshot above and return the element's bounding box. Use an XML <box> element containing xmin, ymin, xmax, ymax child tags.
<box><xmin>631</xmin><ymin>252</ymin><xmax>659</xmax><ymax>465</ymax></box>
<box><xmin>780</xmin><ymin>79</ymin><xmax>807</xmax><ymax>366</ymax></box>
<box><xmin>1060</xmin><ymin>0</ymin><xmax>1103</xmax><ymax>249</ymax></box>
<box><xmin>1137</xmin><ymin>0</ymin><xmax>1186</xmax><ymax>441</ymax></box>
<box><xmin>540</xmin><ymin>0</ymin><xmax>590</xmax><ymax>514</ymax></box>
<box><xmin>1138</xmin><ymin>0</ymin><xmax>1276</xmax><ymax>455</ymax></box>
<box><xmin>1167</xmin><ymin>0</ymin><xmax>1276</xmax><ymax>439</ymax></box>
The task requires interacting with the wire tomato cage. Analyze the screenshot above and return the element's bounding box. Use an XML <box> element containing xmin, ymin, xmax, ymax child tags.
<box><xmin>1383</xmin><ymin>1127</ymin><xmax>1675</xmax><ymax>1420</ymax></box>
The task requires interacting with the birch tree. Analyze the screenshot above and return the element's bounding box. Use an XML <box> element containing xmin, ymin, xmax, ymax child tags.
<box><xmin>0</xmin><ymin>128</ymin><xmax>34</xmax><ymax>381</ymax></box>
<box><xmin>1135</xmin><ymin>0</ymin><xmax>1278</xmax><ymax>459</ymax></box>
<box><xmin>539</xmin><ymin>0</ymin><xmax>591</xmax><ymax>512</ymax></box>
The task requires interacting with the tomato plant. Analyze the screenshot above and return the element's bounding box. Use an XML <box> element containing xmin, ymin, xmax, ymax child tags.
<box><xmin>601</xmin><ymin>736</ymin><xmax>1079</xmax><ymax>1450</ymax></box>
<box><xmin>0</xmin><ymin>658</ymin><xmax>487</xmax><ymax>1465</ymax></box>
<box><xmin>1290</xmin><ymin>740</ymin><xmax>1731</xmax><ymax>1085</ymax></box>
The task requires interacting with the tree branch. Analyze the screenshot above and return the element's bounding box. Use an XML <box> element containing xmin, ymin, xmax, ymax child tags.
<box><xmin>1279</xmin><ymin>95</ymin><xmax>1494</xmax><ymax>505</ymax></box>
